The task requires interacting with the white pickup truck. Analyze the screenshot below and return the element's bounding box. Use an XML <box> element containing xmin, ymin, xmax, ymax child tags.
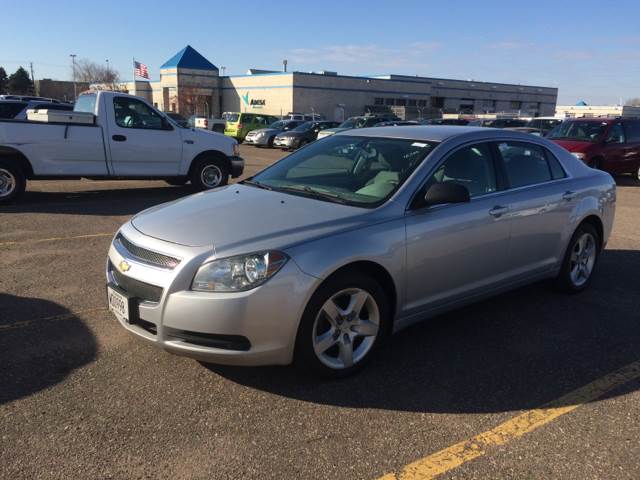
<box><xmin>0</xmin><ymin>90</ymin><xmax>244</xmax><ymax>204</ymax></box>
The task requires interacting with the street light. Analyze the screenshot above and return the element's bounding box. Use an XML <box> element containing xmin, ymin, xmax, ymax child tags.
<box><xmin>70</xmin><ymin>54</ymin><xmax>77</xmax><ymax>99</ymax></box>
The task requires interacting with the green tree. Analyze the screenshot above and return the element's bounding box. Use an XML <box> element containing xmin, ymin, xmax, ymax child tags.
<box><xmin>0</xmin><ymin>67</ymin><xmax>8</xmax><ymax>94</ymax></box>
<box><xmin>7</xmin><ymin>66</ymin><xmax>34</xmax><ymax>95</ymax></box>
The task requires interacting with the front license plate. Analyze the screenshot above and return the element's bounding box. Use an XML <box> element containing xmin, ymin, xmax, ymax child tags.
<box><xmin>108</xmin><ymin>285</ymin><xmax>129</xmax><ymax>322</ymax></box>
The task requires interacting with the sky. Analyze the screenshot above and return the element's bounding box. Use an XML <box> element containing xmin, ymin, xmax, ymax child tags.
<box><xmin>2</xmin><ymin>0</ymin><xmax>639</xmax><ymax>105</ymax></box>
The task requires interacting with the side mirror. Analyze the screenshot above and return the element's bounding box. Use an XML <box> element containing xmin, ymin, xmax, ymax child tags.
<box><xmin>424</xmin><ymin>182</ymin><xmax>470</xmax><ymax>206</ymax></box>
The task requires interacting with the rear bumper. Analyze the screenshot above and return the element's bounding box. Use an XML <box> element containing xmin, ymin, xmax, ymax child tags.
<box><xmin>229</xmin><ymin>156</ymin><xmax>244</xmax><ymax>178</ymax></box>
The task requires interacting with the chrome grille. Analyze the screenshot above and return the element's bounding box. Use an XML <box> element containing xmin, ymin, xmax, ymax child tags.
<box><xmin>114</xmin><ymin>234</ymin><xmax>180</xmax><ymax>269</ymax></box>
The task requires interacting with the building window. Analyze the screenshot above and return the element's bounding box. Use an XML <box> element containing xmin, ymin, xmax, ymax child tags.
<box><xmin>408</xmin><ymin>99</ymin><xmax>417</xmax><ymax>107</ymax></box>
<box><xmin>385</xmin><ymin>98</ymin><xmax>395</xmax><ymax>106</ymax></box>
<box><xmin>417</xmin><ymin>99</ymin><xmax>427</xmax><ymax>107</ymax></box>
<box><xmin>510</xmin><ymin>101</ymin><xmax>522</xmax><ymax>109</ymax></box>
<box><xmin>430</xmin><ymin>96</ymin><xmax>444</xmax><ymax>108</ymax></box>
<box><xmin>396</xmin><ymin>98</ymin><xmax>407</xmax><ymax>106</ymax></box>
<box><xmin>374</xmin><ymin>97</ymin><xmax>384</xmax><ymax>105</ymax></box>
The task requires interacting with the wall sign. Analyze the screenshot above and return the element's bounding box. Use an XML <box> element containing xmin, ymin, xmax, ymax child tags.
<box><xmin>242</xmin><ymin>92</ymin><xmax>266</xmax><ymax>108</ymax></box>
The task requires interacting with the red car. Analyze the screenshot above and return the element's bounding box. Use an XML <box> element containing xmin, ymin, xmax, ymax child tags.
<box><xmin>549</xmin><ymin>117</ymin><xmax>640</xmax><ymax>179</ymax></box>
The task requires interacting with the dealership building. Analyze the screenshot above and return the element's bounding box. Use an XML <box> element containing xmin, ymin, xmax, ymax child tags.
<box><xmin>126</xmin><ymin>45</ymin><xmax>558</xmax><ymax>121</ymax></box>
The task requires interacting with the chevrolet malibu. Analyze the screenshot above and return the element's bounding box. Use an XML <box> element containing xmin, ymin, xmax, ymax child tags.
<box><xmin>106</xmin><ymin>126</ymin><xmax>616</xmax><ymax>377</ymax></box>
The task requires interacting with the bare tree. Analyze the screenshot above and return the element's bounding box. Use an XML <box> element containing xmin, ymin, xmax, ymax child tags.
<box><xmin>72</xmin><ymin>58</ymin><xmax>119</xmax><ymax>84</ymax></box>
<box><xmin>625</xmin><ymin>97</ymin><xmax>640</xmax><ymax>107</ymax></box>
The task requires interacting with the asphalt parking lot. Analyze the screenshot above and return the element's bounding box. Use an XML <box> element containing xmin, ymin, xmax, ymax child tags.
<box><xmin>1</xmin><ymin>144</ymin><xmax>639</xmax><ymax>480</ymax></box>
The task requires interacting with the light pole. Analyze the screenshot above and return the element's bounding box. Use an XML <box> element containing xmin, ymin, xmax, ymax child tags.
<box><xmin>70</xmin><ymin>54</ymin><xmax>77</xmax><ymax>99</ymax></box>
<box><xmin>105</xmin><ymin>59</ymin><xmax>109</xmax><ymax>80</ymax></box>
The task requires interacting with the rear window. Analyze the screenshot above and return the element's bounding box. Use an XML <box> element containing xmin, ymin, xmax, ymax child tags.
<box><xmin>74</xmin><ymin>94</ymin><xmax>97</xmax><ymax>114</ymax></box>
<box><xmin>226</xmin><ymin>113</ymin><xmax>240</xmax><ymax>122</ymax></box>
<box><xmin>0</xmin><ymin>102</ymin><xmax>27</xmax><ymax>119</ymax></box>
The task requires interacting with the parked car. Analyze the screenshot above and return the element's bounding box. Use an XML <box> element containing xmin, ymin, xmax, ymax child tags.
<box><xmin>316</xmin><ymin>115</ymin><xmax>397</xmax><ymax>139</ymax></box>
<box><xmin>273</xmin><ymin>121</ymin><xmax>340</xmax><ymax>149</ymax></box>
<box><xmin>244</xmin><ymin>120</ymin><xmax>305</xmax><ymax>147</ymax></box>
<box><xmin>420</xmin><ymin>118</ymin><xmax>470</xmax><ymax>126</ymax></box>
<box><xmin>224</xmin><ymin>112</ymin><xmax>279</xmax><ymax>142</ymax></box>
<box><xmin>165</xmin><ymin>112</ymin><xmax>189</xmax><ymax>128</ymax></box>
<box><xmin>548</xmin><ymin>117</ymin><xmax>640</xmax><ymax>178</ymax></box>
<box><xmin>0</xmin><ymin>91</ymin><xmax>243</xmax><ymax>203</ymax></box>
<box><xmin>467</xmin><ymin>118</ymin><xmax>528</xmax><ymax>128</ymax></box>
<box><xmin>504</xmin><ymin>126</ymin><xmax>543</xmax><ymax>136</ymax></box>
<box><xmin>526</xmin><ymin>117</ymin><xmax>563</xmax><ymax>136</ymax></box>
<box><xmin>375</xmin><ymin>120</ymin><xmax>420</xmax><ymax>127</ymax></box>
<box><xmin>188</xmin><ymin>115</ymin><xmax>226</xmax><ymax>133</ymax></box>
<box><xmin>0</xmin><ymin>100</ymin><xmax>73</xmax><ymax>120</ymax></box>
<box><xmin>284</xmin><ymin>112</ymin><xmax>325</xmax><ymax>121</ymax></box>
<box><xmin>0</xmin><ymin>94</ymin><xmax>61</xmax><ymax>103</ymax></box>
<box><xmin>106</xmin><ymin>126</ymin><xmax>615</xmax><ymax>377</ymax></box>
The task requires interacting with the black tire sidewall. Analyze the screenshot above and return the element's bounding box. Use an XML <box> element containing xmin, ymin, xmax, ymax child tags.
<box><xmin>294</xmin><ymin>272</ymin><xmax>389</xmax><ymax>378</ymax></box>
<box><xmin>190</xmin><ymin>156</ymin><xmax>229</xmax><ymax>190</ymax></box>
<box><xmin>556</xmin><ymin>223</ymin><xmax>600</xmax><ymax>293</ymax></box>
<box><xmin>0</xmin><ymin>160</ymin><xmax>26</xmax><ymax>204</ymax></box>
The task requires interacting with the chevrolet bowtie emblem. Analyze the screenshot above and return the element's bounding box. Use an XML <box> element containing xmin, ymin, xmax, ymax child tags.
<box><xmin>119</xmin><ymin>260</ymin><xmax>131</xmax><ymax>272</ymax></box>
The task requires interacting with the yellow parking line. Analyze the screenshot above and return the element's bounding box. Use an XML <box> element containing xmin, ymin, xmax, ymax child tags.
<box><xmin>0</xmin><ymin>232</ymin><xmax>113</xmax><ymax>247</ymax></box>
<box><xmin>0</xmin><ymin>307</ymin><xmax>108</xmax><ymax>331</ymax></box>
<box><xmin>379</xmin><ymin>359</ymin><xmax>640</xmax><ymax>480</ymax></box>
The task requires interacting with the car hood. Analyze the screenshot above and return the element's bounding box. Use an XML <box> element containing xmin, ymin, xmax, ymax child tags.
<box><xmin>550</xmin><ymin>139</ymin><xmax>594</xmax><ymax>153</ymax></box>
<box><xmin>131</xmin><ymin>185</ymin><xmax>376</xmax><ymax>255</ymax></box>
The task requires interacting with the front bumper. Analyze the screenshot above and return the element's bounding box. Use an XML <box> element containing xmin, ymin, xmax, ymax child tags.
<box><xmin>273</xmin><ymin>136</ymin><xmax>295</xmax><ymax>149</ymax></box>
<box><xmin>243</xmin><ymin>135</ymin><xmax>270</xmax><ymax>146</ymax></box>
<box><xmin>229</xmin><ymin>156</ymin><xmax>244</xmax><ymax>178</ymax></box>
<box><xmin>106</xmin><ymin>223</ymin><xmax>317</xmax><ymax>366</ymax></box>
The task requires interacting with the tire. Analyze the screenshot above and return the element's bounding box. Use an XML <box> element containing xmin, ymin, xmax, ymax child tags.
<box><xmin>555</xmin><ymin>223</ymin><xmax>600</xmax><ymax>293</ymax></box>
<box><xmin>267</xmin><ymin>136</ymin><xmax>275</xmax><ymax>148</ymax></box>
<box><xmin>294</xmin><ymin>272</ymin><xmax>389</xmax><ymax>378</ymax></box>
<box><xmin>165</xmin><ymin>178</ymin><xmax>188</xmax><ymax>186</ymax></box>
<box><xmin>0</xmin><ymin>160</ymin><xmax>26</xmax><ymax>205</ymax></box>
<box><xmin>190</xmin><ymin>155</ymin><xmax>229</xmax><ymax>190</ymax></box>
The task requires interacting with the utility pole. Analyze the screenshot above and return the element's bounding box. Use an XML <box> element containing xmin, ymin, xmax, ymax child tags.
<box><xmin>29</xmin><ymin>62</ymin><xmax>35</xmax><ymax>94</ymax></box>
<box><xmin>105</xmin><ymin>59</ymin><xmax>109</xmax><ymax>78</ymax></box>
<box><xmin>70</xmin><ymin>54</ymin><xmax>77</xmax><ymax>99</ymax></box>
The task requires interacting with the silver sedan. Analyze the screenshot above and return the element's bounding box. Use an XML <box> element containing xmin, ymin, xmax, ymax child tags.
<box><xmin>106</xmin><ymin>126</ymin><xmax>616</xmax><ymax>377</ymax></box>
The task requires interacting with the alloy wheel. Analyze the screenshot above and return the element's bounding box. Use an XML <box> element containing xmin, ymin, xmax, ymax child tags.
<box><xmin>0</xmin><ymin>168</ymin><xmax>16</xmax><ymax>198</ymax></box>
<box><xmin>569</xmin><ymin>232</ymin><xmax>597</xmax><ymax>287</ymax></box>
<box><xmin>312</xmin><ymin>288</ymin><xmax>380</xmax><ymax>369</ymax></box>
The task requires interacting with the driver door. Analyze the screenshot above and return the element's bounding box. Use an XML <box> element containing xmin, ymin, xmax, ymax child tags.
<box><xmin>107</xmin><ymin>96</ymin><xmax>182</xmax><ymax>176</ymax></box>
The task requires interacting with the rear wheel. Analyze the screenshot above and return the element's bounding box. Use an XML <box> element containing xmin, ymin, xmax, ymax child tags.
<box><xmin>190</xmin><ymin>155</ymin><xmax>229</xmax><ymax>190</ymax></box>
<box><xmin>555</xmin><ymin>223</ymin><xmax>600</xmax><ymax>293</ymax></box>
<box><xmin>0</xmin><ymin>161</ymin><xmax>26</xmax><ymax>205</ymax></box>
<box><xmin>294</xmin><ymin>272</ymin><xmax>389</xmax><ymax>378</ymax></box>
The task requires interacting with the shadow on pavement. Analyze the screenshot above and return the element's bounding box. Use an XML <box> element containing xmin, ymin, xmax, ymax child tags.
<box><xmin>0</xmin><ymin>293</ymin><xmax>97</xmax><ymax>404</ymax></box>
<box><xmin>209</xmin><ymin>249</ymin><xmax>640</xmax><ymax>414</ymax></box>
<box><xmin>0</xmin><ymin>184</ymin><xmax>193</xmax><ymax>216</ymax></box>
<box><xmin>615</xmin><ymin>175</ymin><xmax>640</xmax><ymax>187</ymax></box>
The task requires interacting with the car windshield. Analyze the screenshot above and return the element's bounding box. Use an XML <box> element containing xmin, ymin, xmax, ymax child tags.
<box><xmin>226</xmin><ymin>113</ymin><xmax>240</xmax><ymax>122</ymax></box>
<box><xmin>249</xmin><ymin>135</ymin><xmax>436</xmax><ymax>207</ymax></box>
<box><xmin>268</xmin><ymin>120</ymin><xmax>286</xmax><ymax>129</ymax></box>
<box><xmin>549</xmin><ymin>121</ymin><xmax>607</xmax><ymax>142</ymax></box>
<box><xmin>292</xmin><ymin>121</ymin><xmax>314</xmax><ymax>132</ymax></box>
<box><xmin>338</xmin><ymin>118</ymin><xmax>356</xmax><ymax>128</ymax></box>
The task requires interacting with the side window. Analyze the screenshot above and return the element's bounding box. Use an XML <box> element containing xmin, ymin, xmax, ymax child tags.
<box><xmin>623</xmin><ymin>120</ymin><xmax>640</xmax><ymax>143</ymax></box>
<box><xmin>605</xmin><ymin>123</ymin><xmax>626</xmax><ymax>143</ymax></box>
<box><xmin>497</xmin><ymin>141</ymin><xmax>553</xmax><ymax>188</ymax></box>
<box><xmin>113</xmin><ymin>97</ymin><xmax>164</xmax><ymax>130</ymax></box>
<box><xmin>426</xmin><ymin>143</ymin><xmax>497</xmax><ymax>198</ymax></box>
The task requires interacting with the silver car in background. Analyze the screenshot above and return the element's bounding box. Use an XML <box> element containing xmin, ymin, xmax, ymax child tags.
<box><xmin>107</xmin><ymin>126</ymin><xmax>616</xmax><ymax>377</ymax></box>
<box><xmin>243</xmin><ymin>120</ymin><xmax>305</xmax><ymax>147</ymax></box>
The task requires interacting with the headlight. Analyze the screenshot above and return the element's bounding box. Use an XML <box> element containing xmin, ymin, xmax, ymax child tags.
<box><xmin>572</xmin><ymin>152</ymin><xmax>585</xmax><ymax>160</ymax></box>
<box><xmin>255</xmin><ymin>132</ymin><xmax>266</xmax><ymax>139</ymax></box>
<box><xmin>191</xmin><ymin>251</ymin><xmax>288</xmax><ymax>292</ymax></box>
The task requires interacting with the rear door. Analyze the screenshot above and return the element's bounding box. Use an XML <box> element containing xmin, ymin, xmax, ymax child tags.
<box><xmin>493</xmin><ymin>140</ymin><xmax>573</xmax><ymax>279</ymax></box>
<box><xmin>107</xmin><ymin>96</ymin><xmax>182</xmax><ymax>176</ymax></box>
<box><xmin>600</xmin><ymin>122</ymin><xmax>629</xmax><ymax>173</ymax></box>
<box><xmin>621</xmin><ymin>120</ymin><xmax>640</xmax><ymax>175</ymax></box>
<box><xmin>404</xmin><ymin>142</ymin><xmax>512</xmax><ymax>314</ymax></box>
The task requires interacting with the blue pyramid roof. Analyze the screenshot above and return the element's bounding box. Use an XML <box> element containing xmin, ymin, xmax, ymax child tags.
<box><xmin>160</xmin><ymin>45</ymin><xmax>218</xmax><ymax>71</ymax></box>
<box><xmin>575</xmin><ymin>100</ymin><xmax>588</xmax><ymax>106</ymax></box>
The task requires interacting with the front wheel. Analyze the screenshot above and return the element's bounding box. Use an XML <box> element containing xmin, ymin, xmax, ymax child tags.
<box><xmin>294</xmin><ymin>272</ymin><xmax>389</xmax><ymax>378</ymax></box>
<box><xmin>0</xmin><ymin>161</ymin><xmax>26</xmax><ymax>205</ymax></box>
<box><xmin>555</xmin><ymin>223</ymin><xmax>600</xmax><ymax>293</ymax></box>
<box><xmin>190</xmin><ymin>156</ymin><xmax>229</xmax><ymax>190</ymax></box>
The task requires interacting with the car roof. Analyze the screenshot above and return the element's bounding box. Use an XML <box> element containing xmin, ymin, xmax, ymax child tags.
<box><xmin>338</xmin><ymin>125</ymin><xmax>493</xmax><ymax>142</ymax></box>
<box><xmin>562</xmin><ymin>117</ymin><xmax>616</xmax><ymax>123</ymax></box>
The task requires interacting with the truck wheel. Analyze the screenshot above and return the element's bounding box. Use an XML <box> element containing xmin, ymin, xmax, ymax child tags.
<box><xmin>190</xmin><ymin>156</ymin><xmax>229</xmax><ymax>190</ymax></box>
<box><xmin>0</xmin><ymin>161</ymin><xmax>26</xmax><ymax>205</ymax></box>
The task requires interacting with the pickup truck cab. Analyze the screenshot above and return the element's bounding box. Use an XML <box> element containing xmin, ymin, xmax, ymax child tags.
<box><xmin>0</xmin><ymin>91</ymin><xmax>243</xmax><ymax>203</ymax></box>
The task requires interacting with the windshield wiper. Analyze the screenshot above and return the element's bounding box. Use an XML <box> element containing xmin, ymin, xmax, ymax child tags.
<box><xmin>241</xmin><ymin>179</ymin><xmax>273</xmax><ymax>190</ymax></box>
<box><xmin>274</xmin><ymin>185</ymin><xmax>350</xmax><ymax>205</ymax></box>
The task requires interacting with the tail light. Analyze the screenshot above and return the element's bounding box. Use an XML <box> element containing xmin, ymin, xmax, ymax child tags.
<box><xmin>237</xmin><ymin>123</ymin><xmax>243</xmax><ymax>130</ymax></box>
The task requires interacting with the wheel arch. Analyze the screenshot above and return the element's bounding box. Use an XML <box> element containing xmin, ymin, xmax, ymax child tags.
<box><xmin>187</xmin><ymin>150</ymin><xmax>230</xmax><ymax>178</ymax></box>
<box><xmin>0</xmin><ymin>145</ymin><xmax>34</xmax><ymax>178</ymax></box>
<box><xmin>577</xmin><ymin>214</ymin><xmax>604</xmax><ymax>251</ymax></box>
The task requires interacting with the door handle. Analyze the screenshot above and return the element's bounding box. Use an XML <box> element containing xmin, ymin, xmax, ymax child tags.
<box><xmin>184</xmin><ymin>140</ymin><xmax>194</xmax><ymax>145</ymax></box>
<box><xmin>489</xmin><ymin>206</ymin><xmax>509</xmax><ymax>217</ymax></box>
<box><xmin>112</xmin><ymin>135</ymin><xmax>127</xmax><ymax>142</ymax></box>
<box><xmin>562</xmin><ymin>190</ymin><xmax>576</xmax><ymax>201</ymax></box>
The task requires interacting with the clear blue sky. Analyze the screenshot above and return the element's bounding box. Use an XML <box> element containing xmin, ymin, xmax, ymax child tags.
<box><xmin>2</xmin><ymin>0</ymin><xmax>639</xmax><ymax>104</ymax></box>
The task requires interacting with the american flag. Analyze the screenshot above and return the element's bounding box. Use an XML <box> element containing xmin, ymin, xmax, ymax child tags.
<box><xmin>133</xmin><ymin>61</ymin><xmax>149</xmax><ymax>79</ymax></box>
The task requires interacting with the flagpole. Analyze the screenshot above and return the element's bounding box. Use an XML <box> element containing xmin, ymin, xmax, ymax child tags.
<box><xmin>132</xmin><ymin>57</ymin><xmax>136</xmax><ymax>96</ymax></box>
